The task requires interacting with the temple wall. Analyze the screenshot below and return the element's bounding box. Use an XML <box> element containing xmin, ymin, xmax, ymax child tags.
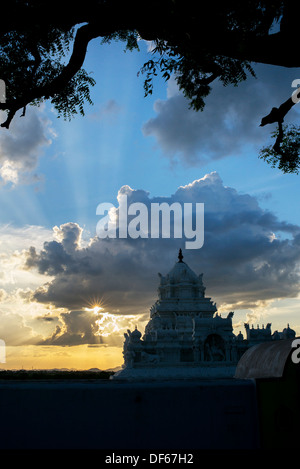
<box><xmin>0</xmin><ymin>378</ymin><xmax>259</xmax><ymax>449</ymax></box>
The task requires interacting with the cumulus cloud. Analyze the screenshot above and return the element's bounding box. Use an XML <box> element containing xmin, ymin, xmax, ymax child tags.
<box><xmin>23</xmin><ymin>172</ymin><xmax>300</xmax><ymax>318</ymax></box>
<box><xmin>35</xmin><ymin>308</ymin><xmax>148</xmax><ymax>347</ymax></box>
<box><xmin>0</xmin><ymin>224</ymin><xmax>54</xmax><ymax>292</ymax></box>
<box><xmin>142</xmin><ymin>64</ymin><xmax>300</xmax><ymax>165</ymax></box>
<box><xmin>0</xmin><ymin>289</ymin><xmax>7</xmax><ymax>302</ymax></box>
<box><xmin>38</xmin><ymin>309</ymin><xmax>104</xmax><ymax>346</ymax></box>
<box><xmin>0</xmin><ymin>105</ymin><xmax>54</xmax><ymax>186</ymax></box>
<box><xmin>0</xmin><ymin>310</ymin><xmax>43</xmax><ymax>346</ymax></box>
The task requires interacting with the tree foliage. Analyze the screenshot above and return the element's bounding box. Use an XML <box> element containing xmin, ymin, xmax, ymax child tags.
<box><xmin>259</xmin><ymin>125</ymin><xmax>300</xmax><ymax>174</ymax></box>
<box><xmin>0</xmin><ymin>23</ymin><xmax>97</xmax><ymax>123</ymax></box>
<box><xmin>0</xmin><ymin>0</ymin><xmax>299</xmax><ymax>171</ymax></box>
<box><xmin>138</xmin><ymin>40</ymin><xmax>257</xmax><ymax>111</ymax></box>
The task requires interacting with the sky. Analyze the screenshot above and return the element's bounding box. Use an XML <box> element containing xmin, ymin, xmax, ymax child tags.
<box><xmin>0</xmin><ymin>36</ymin><xmax>300</xmax><ymax>371</ymax></box>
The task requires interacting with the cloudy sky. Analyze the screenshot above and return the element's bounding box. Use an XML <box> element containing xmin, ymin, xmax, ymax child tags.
<box><xmin>0</xmin><ymin>37</ymin><xmax>300</xmax><ymax>370</ymax></box>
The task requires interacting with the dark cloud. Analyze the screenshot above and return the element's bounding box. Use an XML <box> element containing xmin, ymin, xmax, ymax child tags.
<box><xmin>142</xmin><ymin>65</ymin><xmax>300</xmax><ymax>165</ymax></box>
<box><xmin>34</xmin><ymin>307</ymin><xmax>148</xmax><ymax>347</ymax></box>
<box><xmin>24</xmin><ymin>173</ymin><xmax>300</xmax><ymax>315</ymax></box>
<box><xmin>37</xmin><ymin>309</ymin><xmax>104</xmax><ymax>346</ymax></box>
<box><xmin>0</xmin><ymin>106</ymin><xmax>53</xmax><ymax>185</ymax></box>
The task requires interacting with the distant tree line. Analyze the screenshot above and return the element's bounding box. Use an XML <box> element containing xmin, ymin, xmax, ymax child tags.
<box><xmin>0</xmin><ymin>369</ymin><xmax>114</xmax><ymax>380</ymax></box>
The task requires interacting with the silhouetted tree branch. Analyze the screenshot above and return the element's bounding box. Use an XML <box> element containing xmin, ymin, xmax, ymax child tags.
<box><xmin>260</xmin><ymin>87</ymin><xmax>300</xmax><ymax>154</ymax></box>
<box><xmin>0</xmin><ymin>0</ymin><xmax>300</xmax><ymax>171</ymax></box>
<box><xmin>0</xmin><ymin>22</ymin><xmax>114</xmax><ymax>127</ymax></box>
<box><xmin>259</xmin><ymin>124</ymin><xmax>300</xmax><ymax>174</ymax></box>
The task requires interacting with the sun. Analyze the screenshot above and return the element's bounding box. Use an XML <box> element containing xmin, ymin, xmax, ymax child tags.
<box><xmin>91</xmin><ymin>305</ymin><xmax>104</xmax><ymax>314</ymax></box>
<box><xmin>84</xmin><ymin>294</ymin><xmax>107</xmax><ymax>312</ymax></box>
<box><xmin>84</xmin><ymin>304</ymin><xmax>105</xmax><ymax>316</ymax></box>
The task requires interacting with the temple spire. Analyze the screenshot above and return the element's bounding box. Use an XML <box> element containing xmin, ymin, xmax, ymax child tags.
<box><xmin>178</xmin><ymin>248</ymin><xmax>183</xmax><ymax>263</ymax></box>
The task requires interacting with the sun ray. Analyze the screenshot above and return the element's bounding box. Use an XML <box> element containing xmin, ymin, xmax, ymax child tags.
<box><xmin>83</xmin><ymin>294</ymin><xmax>107</xmax><ymax>311</ymax></box>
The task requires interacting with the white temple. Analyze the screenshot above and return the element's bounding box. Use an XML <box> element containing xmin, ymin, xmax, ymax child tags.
<box><xmin>113</xmin><ymin>249</ymin><xmax>295</xmax><ymax>380</ymax></box>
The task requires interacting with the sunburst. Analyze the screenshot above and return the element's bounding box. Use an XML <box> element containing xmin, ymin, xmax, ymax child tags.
<box><xmin>83</xmin><ymin>294</ymin><xmax>107</xmax><ymax>312</ymax></box>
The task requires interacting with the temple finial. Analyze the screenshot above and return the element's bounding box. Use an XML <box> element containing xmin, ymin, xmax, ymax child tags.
<box><xmin>178</xmin><ymin>248</ymin><xmax>183</xmax><ymax>263</ymax></box>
